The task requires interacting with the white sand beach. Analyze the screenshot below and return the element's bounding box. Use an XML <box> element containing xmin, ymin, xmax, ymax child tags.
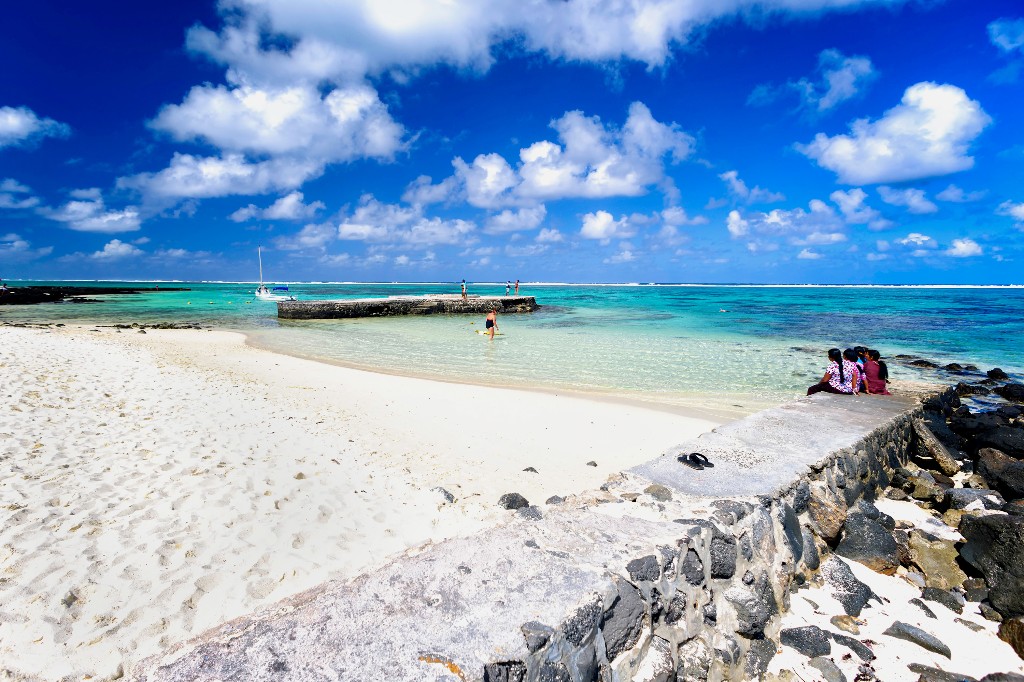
<box><xmin>0</xmin><ymin>324</ymin><xmax>720</xmax><ymax>680</ymax></box>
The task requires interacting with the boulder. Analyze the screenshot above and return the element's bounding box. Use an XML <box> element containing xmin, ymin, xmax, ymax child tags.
<box><xmin>882</xmin><ymin>621</ymin><xmax>952</xmax><ymax>658</ymax></box>
<box><xmin>975</xmin><ymin>427</ymin><xmax>1024</xmax><ymax>460</ymax></box>
<box><xmin>995</xmin><ymin>383</ymin><xmax>1024</xmax><ymax>403</ymax></box>
<box><xmin>997</xmin><ymin>405</ymin><xmax>1024</xmax><ymax>420</ymax></box>
<box><xmin>676</xmin><ymin>637</ymin><xmax>712</xmax><ymax>681</ymax></box>
<box><xmin>959</xmin><ymin>514</ymin><xmax>1024</xmax><ymax>618</ymax></box>
<box><xmin>977</xmin><ymin>448</ymin><xmax>1024</xmax><ymax>499</ymax></box>
<box><xmin>821</xmin><ymin>557</ymin><xmax>878</xmax><ymax>617</ymax></box>
<box><xmin>943</xmin><ymin>488</ymin><xmax>1005</xmax><ymax>511</ymax></box>
<box><xmin>602</xmin><ymin>579</ymin><xmax>645</xmax><ymax>660</ymax></box>
<box><xmin>998</xmin><ymin>616</ymin><xmax>1024</xmax><ymax>660</ymax></box>
<box><xmin>921</xmin><ymin>587</ymin><xmax>965</xmax><ymax>614</ymax></box>
<box><xmin>744</xmin><ymin>637</ymin><xmax>776</xmax><ymax>679</ymax></box>
<box><xmin>989</xmin><ymin>368</ymin><xmax>1010</xmax><ymax>380</ymax></box>
<box><xmin>956</xmin><ymin>382</ymin><xmax>989</xmax><ymax>396</ymax></box>
<box><xmin>908</xmin><ymin>663</ymin><xmax>977</xmax><ymax>682</ymax></box>
<box><xmin>835</xmin><ymin>512</ymin><xmax>901</xmax><ymax>574</ymax></box>
<box><xmin>808</xmin><ymin>657</ymin><xmax>847</xmax><ymax>682</ymax></box>
<box><xmin>949</xmin><ymin>412</ymin><xmax>1007</xmax><ymax>439</ymax></box>
<box><xmin>808</xmin><ymin>485</ymin><xmax>847</xmax><ymax>542</ymax></box>
<box><xmin>498</xmin><ymin>493</ymin><xmax>529</xmax><ymax>510</ymax></box>
<box><xmin>724</xmin><ymin>572</ymin><xmax>777</xmax><ymax>638</ymax></box>
<box><xmin>914</xmin><ymin>419</ymin><xmax>962</xmax><ymax>476</ymax></box>
<box><xmin>908</xmin><ymin>531</ymin><xmax>967</xmax><ymax>590</ymax></box>
<box><xmin>780</xmin><ymin>626</ymin><xmax>831</xmax><ymax>658</ymax></box>
<box><xmin>831</xmin><ymin>633</ymin><xmax>875</xmax><ymax>662</ymax></box>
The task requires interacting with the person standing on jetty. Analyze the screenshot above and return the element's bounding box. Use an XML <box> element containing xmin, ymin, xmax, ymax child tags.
<box><xmin>485</xmin><ymin>308</ymin><xmax>499</xmax><ymax>339</ymax></box>
<box><xmin>461</xmin><ymin>279</ymin><xmax>467</xmax><ymax>301</ymax></box>
<box><xmin>505</xmin><ymin>280</ymin><xmax>511</xmax><ymax>296</ymax></box>
<box><xmin>514</xmin><ymin>279</ymin><xmax>519</xmax><ymax>295</ymax></box>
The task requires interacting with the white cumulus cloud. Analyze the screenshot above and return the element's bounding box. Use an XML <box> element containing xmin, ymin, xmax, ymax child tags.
<box><xmin>797</xmin><ymin>248</ymin><xmax>822</xmax><ymax>260</ymax></box>
<box><xmin>989</xmin><ymin>18</ymin><xmax>1024</xmax><ymax>53</ymax></box>
<box><xmin>484</xmin><ymin>206</ymin><xmax>547</xmax><ymax>235</ymax></box>
<box><xmin>0</xmin><ymin>233</ymin><xmax>53</xmax><ymax>261</ymax></box>
<box><xmin>580</xmin><ymin>210</ymin><xmax>634</xmax><ymax>243</ymax></box>
<box><xmin>719</xmin><ymin>170</ymin><xmax>784</xmax><ymax>204</ymax></box>
<box><xmin>336</xmin><ymin>194</ymin><xmax>475</xmax><ymax>246</ymax></box>
<box><xmin>798</xmin><ymin>82</ymin><xmax>991</xmax><ymax>184</ymax></box>
<box><xmin>936</xmin><ymin>184</ymin><xmax>985</xmax><ymax>203</ymax></box>
<box><xmin>829</xmin><ymin>188</ymin><xmax>891</xmax><ymax>230</ymax></box>
<box><xmin>41</xmin><ymin>190</ymin><xmax>142</xmax><ymax>233</ymax></box>
<box><xmin>877</xmin><ymin>186</ymin><xmax>937</xmax><ymax>214</ymax></box>
<box><xmin>231</xmin><ymin>191</ymin><xmax>325</xmax><ymax>222</ymax></box>
<box><xmin>0</xmin><ymin>178</ymin><xmax>41</xmax><ymax>210</ymax></box>
<box><xmin>997</xmin><ymin>200</ymin><xmax>1024</xmax><ymax>227</ymax></box>
<box><xmin>750</xmin><ymin>48</ymin><xmax>875</xmax><ymax>112</ymax></box>
<box><xmin>0</xmin><ymin>106</ymin><xmax>70</xmax><ymax>148</ymax></box>
<box><xmin>945</xmin><ymin>238</ymin><xmax>982</xmax><ymax>257</ymax></box>
<box><xmin>91</xmin><ymin>239</ymin><xmax>144</xmax><ymax>260</ymax></box>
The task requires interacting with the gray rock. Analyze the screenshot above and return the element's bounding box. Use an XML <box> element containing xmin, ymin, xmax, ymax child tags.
<box><xmin>702</xmin><ymin>600</ymin><xmax>716</xmax><ymax>626</ymax></box>
<box><xmin>801</xmin><ymin>527</ymin><xmax>820</xmax><ymax>571</ymax></box>
<box><xmin>562</xmin><ymin>596</ymin><xmax>602</xmax><ymax>646</ymax></box>
<box><xmin>975</xmin><ymin>427</ymin><xmax>1024</xmax><ymax>460</ymax></box>
<box><xmin>516</xmin><ymin>506</ymin><xmax>543</xmax><ymax>521</ymax></box>
<box><xmin>977</xmin><ymin>448</ymin><xmax>1024</xmax><ymax>500</ymax></box>
<box><xmin>909</xmin><ymin>597</ymin><xmax>938</xmax><ymax>618</ymax></box>
<box><xmin>908</xmin><ymin>663</ymin><xmax>978</xmax><ymax>682</ymax></box>
<box><xmin>988</xmin><ymin>368</ymin><xmax>1010</xmax><ymax>380</ymax></box>
<box><xmin>626</xmin><ymin>555</ymin><xmax>660</xmax><ymax>582</ymax></box>
<box><xmin>644</xmin><ymin>484</ymin><xmax>672</xmax><ymax>502</ymax></box>
<box><xmin>545</xmin><ymin>495</ymin><xmax>564</xmax><ymax>505</ymax></box>
<box><xmin>836</xmin><ymin>512</ymin><xmax>900</xmax><ymax>574</ymax></box>
<box><xmin>724</xmin><ymin>572</ymin><xmax>777</xmax><ymax>638</ymax></box>
<box><xmin>681</xmin><ymin>549</ymin><xmax>705</xmax><ymax>586</ymax></box>
<box><xmin>745</xmin><ymin>637</ymin><xmax>776</xmax><ymax>678</ymax></box>
<box><xmin>711</xmin><ymin>499</ymin><xmax>753</xmax><ymax>523</ymax></box>
<box><xmin>676</xmin><ymin>637</ymin><xmax>712</xmax><ymax>682</ymax></box>
<box><xmin>498</xmin><ymin>493</ymin><xmax>529</xmax><ymax>510</ymax></box>
<box><xmin>484</xmin><ymin>660</ymin><xmax>526</xmax><ymax>682</ymax></box>
<box><xmin>715</xmin><ymin>635</ymin><xmax>741</xmax><ymax>665</ymax></box>
<box><xmin>520</xmin><ymin>621</ymin><xmax>553</xmax><ymax>653</ymax></box>
<box><xmin>792</xmin><ymin>481</ymin><xmax>811</xmax><ymax>514</ymax></box>
<box><xmin>921</xmin><ymin>587</ymin><xmax>965</xmax><ymax>614</ymax></box>
<box><xmin>981</xmin><ymin>601</ymin><xmax>1004</xmax><ymax>622</ymax></box>
<box><xmin>431</xmin><ymin>486</ymin><xmax>455</xmax><ymax>503</ymax></box>
<box><xmin>955</xmin><ymin>617</ymin><xmax>986</xmax><ymax>633</ymax></box>
<box><xmin>636</xmin><ymin>636</ymin><xmax>674</xmax><ymax>682</ymax></box>
<box><xmin>602</xmin><ymin>579</ymin><xmax>645</xmax><ymax>660</ymax></box>
<box><xmin>960</xmin><ymin>514</ymin><xmax>1024</xmax><ymax>618</ymax></box>
<box><xmin>914</xmin><ymin>418</ymin><xmax>962</xmax><ymax>476</ymax></box>
<box><xmin>994</xmin><ymin>383</ymin><xmax>1024</xmax><ymax>403</ymax></box>
<box><xmin>981</xmin><ymin>675</ymin><xmax>1024</xmax><ymax>682</ymax></box>
<box><xmin>882</xmin><ymin>621</ymin><xmax>952</xmax><ymax>658</ymax></box>
<box><xmin>831</xmin><ymin>633</ymin><xmax>875</xmax><ymax>661</ymax></box>
<box><xmin>537</xmin><ymin>663</ymin><xmax>571</xmax><ymax>682</ymax></box>
<box><xmin>944</xmin><ymin>488</ymin><xmax>1005</xmax><ymax>511</ymax></box>
<box><xmin>739</xmin><ymin>533</ymin><xmax>753</xmax><ymax>562</ymax></box>
<box><xmin>780</xmin><ymin>625</ymin><xmax>831</xmax><ymax>657</ymax></box>
<box><xmin>808</xmin><ymin>656</ymin><xmax>847</xmax><ymax>682</ymax></box>
<box><xmin>709</xmin><ymin>530</ymin><xmax>738</xmax><ymax>579</ymax></box>
<box><xmin>821</xmin><ymin>556</ymin><xmax>878</xmax><ymax>617</ymax></box>
<box><xmin>782</xmin><ymin>503</ymin><xmax>803</xmax><ymax>564</ymax></box>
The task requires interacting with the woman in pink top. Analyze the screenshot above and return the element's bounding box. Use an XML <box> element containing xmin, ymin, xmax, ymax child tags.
<box><xmin>807</xmin><ymin>348</ymin><xmax>859</xmax><ymax>395</ymax></box>
<box><xmin>863</xmin><ymin>349</ymin><xmax>891</xmax><ymax>395</ymax></box>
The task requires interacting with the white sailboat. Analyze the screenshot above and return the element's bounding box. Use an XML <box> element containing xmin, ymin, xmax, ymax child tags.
<box><xmin>254</xmin><ymin>246</ymin><xmax>296</xmax><ymax>301</ymax></box>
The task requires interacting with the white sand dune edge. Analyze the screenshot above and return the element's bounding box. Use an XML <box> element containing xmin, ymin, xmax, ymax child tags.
<box><xmin>0</xmin><ymin>325</ymin><xmax>720</xmax><ymax>681</ymax></box>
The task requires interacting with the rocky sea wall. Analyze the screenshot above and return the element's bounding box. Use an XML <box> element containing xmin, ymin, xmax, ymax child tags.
<box><xmin>133</xmin><ymin>382</ymin><xmax>1024</xmax><ymax>682</ymax></box>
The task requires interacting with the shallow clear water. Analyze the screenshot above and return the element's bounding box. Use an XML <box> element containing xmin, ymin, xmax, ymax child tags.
<box><xmin>4</xmin><ymin>282</ymin><xmax>1022</xmax><ymax>411</ymax></box>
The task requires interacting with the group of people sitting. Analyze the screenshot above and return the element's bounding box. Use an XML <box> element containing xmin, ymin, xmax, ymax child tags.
<box><xmin>807</xmin><ymin>346</ymin><xmax>891</xmax><ymax>396</ymax></box>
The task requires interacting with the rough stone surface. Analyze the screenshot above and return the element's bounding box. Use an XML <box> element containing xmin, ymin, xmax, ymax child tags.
<box><xmin>945</xmin><ymin>488</ymin><xmax>1005</xmax><ymax>511</ymax></box>
<box><xmin>995</xmin><ymin>383</ymin><xmax>1024</xmax><ymax>403</ymax></box>
<box><xmin>909</xmin><ymin>597</ymin><xmax>938</xmax><ymax>619</ymax></box>
<box><xmin>908</xmin><ymin>663</ymin><xmax>978</xmax><ymax>682</ymax></box>
<box><xmin>521</xmin><ymin>621</ymin><xmax>553</xmax><ymax>654</ymax></box>
<box><xmin>681</xmin><ymin>549</ymin><xmax>705</xmax><ymax>586</ymax></box>
<box><xmin>498</xmin><ymin>493</ymin><xmax>530</xmax><ymax>510</ymax></box>
<box><xmin>835</xmin><ymin>512</ymin><xmax>901</xmax><ymax>574</ymax></box>
<box><xmin>908</xmin><ymin>531</ymin><xmax>968</xmax><ymax>590</ymax></box>
<box><xmin>998</xmin><ymin>617</ymin><xmax>1024</xmax><ymax>660</ymax></box>
<box><xmin>960</xmin><ymin>514</ymin><xmax>1024</xmax><ymax>618</ymax></box>
<box><xmin>921</xmin><ymin>587</ymin><xmax>965</xmax><ymax>614</ymax></box>
<box><xmin>882</xmin><ymin>621</ymin><xmax>952</xmax><ymax>658</ymax></box>
<box><xmin>977</xmin><ymin>448</ymin><xmax>1024</xmax><ymax>499</ymax></box>
<box><xmin>602</xmin><ymin>580</ymin><xmax>645</xmax><ymax>661</ymax></box>
<box><xmin>981</xmin><ymin>674</ymin><xmax>1024</xmax><ymax>682</ymax></box>
<box><xmin>644</xmin><ymin>484</ymin><xmax>672</xmax><ymax>502</ymax></box>
<box><xmin>808</xmin><ymin>485</ymin><xmax>847</xmax><ymax>541</ymax></box>
<box><xmin>821</xmin><ymin>556</ymin><xmax>877</xmax><ymax>617</ymax></box>
<box><xmin>830</xmin><ymin>614</ymin><xmax>861</xmax><ymax>634</ymax></box>
<box><xmin>808</xmin><ymin>656</ymin><xmax>847</xmax><ymax>682</ymax></box>
<box><xmin>279</xmin><ymin>295</ymin><xmax>539</xmax><ymax>319</ymax></box>
<box><xmin>780</xmin><ymin>625</ymin><xmax>831</xmax><ymax>657</ymax></box>
<box><xmin>484</xmin><ymin>660</ymin><xmax>527</xmax><ymax>682</ymax></box>
<box><xmin>975</xmin><ymin>428</ymin><xmax>1024</xmax><ymax>460</ymax></box>
<box><xmin>709</xmin><ymin>531</ymin><xmax>738</xmax><ymax>579</ymax></box>
<box><xmin>801</xmin><ymin>528</ymin><xmax>820</xmax><ymax>571</ymax></box>
<box><xmin>676</xmin><ymin>637</ymin><xmax>712</xmax><ymax>682</ymax></box>
<box><xmin>625</xmin><ymin>555</ymin><xmax>660</xmax><ymax>583</ymax></box>
<box><xmin>745</xmin><ymin>637</ymin><xmax>776</xmax><ymax>678</ymax></box>
<box><xmin>914</xmin><ymin>418</ymin><xmax>962</xmax><ymax>476</ymax></box>
<box><xmin>725</xmin><ymin>572</ymin><xmax>777</xmax><ymax>638</ymax></box>
<box><xmin>831</xmin><ymin>633</ymin><xmax>875</xmax><ymax>661</ymax></box>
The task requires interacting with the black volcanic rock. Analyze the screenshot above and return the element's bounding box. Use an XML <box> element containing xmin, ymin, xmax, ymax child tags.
<box><xmin>989</xmin><ymin>368</ymin><xmax>1010</xmax><ymax>380</ymax></box>
<box><xmin>995</xmin><ymin>383</ymin><xmax>1024</xmax><ymax>403</ymax></box>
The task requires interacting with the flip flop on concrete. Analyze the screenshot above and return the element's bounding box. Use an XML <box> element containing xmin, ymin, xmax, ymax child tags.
<box><xmin>677</xmin><ymin>453</ymin><xmax>705</xmax><ymax>470</ymax></box>
<box><xmin>690</xmin><ymin>452</ymin><xmax>714</xmax><ymax>468</ymax></box>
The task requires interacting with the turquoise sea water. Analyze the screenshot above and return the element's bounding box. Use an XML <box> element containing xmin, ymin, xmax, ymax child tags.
<box><xmin>3</xmin><ymin>281</ymin><xmax>1022</xmax><ymax>414</ymax></box>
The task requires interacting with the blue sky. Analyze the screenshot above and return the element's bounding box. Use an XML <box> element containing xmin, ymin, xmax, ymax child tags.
<box><xmin>2</xmin><ymin>0</ymin><xmax>1023</xmax><ymax>284</ymax></box>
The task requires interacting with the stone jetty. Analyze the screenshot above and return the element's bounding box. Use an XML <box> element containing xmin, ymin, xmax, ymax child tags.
<box><xmin>277</xmin><ymin>294</ymin><xmax>538</xmax><ymax>319</ymax></box>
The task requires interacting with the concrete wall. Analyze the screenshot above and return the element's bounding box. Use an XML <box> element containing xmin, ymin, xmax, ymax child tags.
<box><xmin>278</xmin><ymin>296</ymin><xmax>538</xmax><ymax>319</ymax></box>
<box><xmin>132</xmin><ymin>392</ymin><xmax>930</xmax><ymax>682</ymax></box>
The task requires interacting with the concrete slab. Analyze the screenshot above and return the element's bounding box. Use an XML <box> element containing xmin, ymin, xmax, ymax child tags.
<box><xmin>629</xmin><ymin>393</ymin><xmax>920</xmax><ymax>500</ymax></box>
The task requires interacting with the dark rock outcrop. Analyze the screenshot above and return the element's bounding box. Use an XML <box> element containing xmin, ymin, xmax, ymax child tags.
<box><xmin>882</xmin><ymin>621</ymin><xmax>952</xmax><ymax>658</ymax></box>
<box><xmin>835</xmin><ymin>512</ymin><xmax>900</xmax><ymax>574</ymax></box>
<box><xmin>959</xmin><ymin>514</ymin><xmax>1024</xmax><ymax>618</ymax></box>
<box><xmin>498</xmin><ymin>493</ymin><xmax>529</xmax><ymax>510</ymax></box>
<box><xmin>995</xmin><ymin>383</ymin><xmax>1024</xmax><ymax>403</ymax></box>
<box><xmin>780</xmin><ymin>625</ymin><xmax>831</xmax><ymax>657</ymax></box>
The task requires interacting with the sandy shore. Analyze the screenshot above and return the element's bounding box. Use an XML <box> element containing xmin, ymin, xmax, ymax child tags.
<box><xmin>0</xmin><ymin>324</ymin><xmax>720</xmax><ymax>680</ymax></box>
